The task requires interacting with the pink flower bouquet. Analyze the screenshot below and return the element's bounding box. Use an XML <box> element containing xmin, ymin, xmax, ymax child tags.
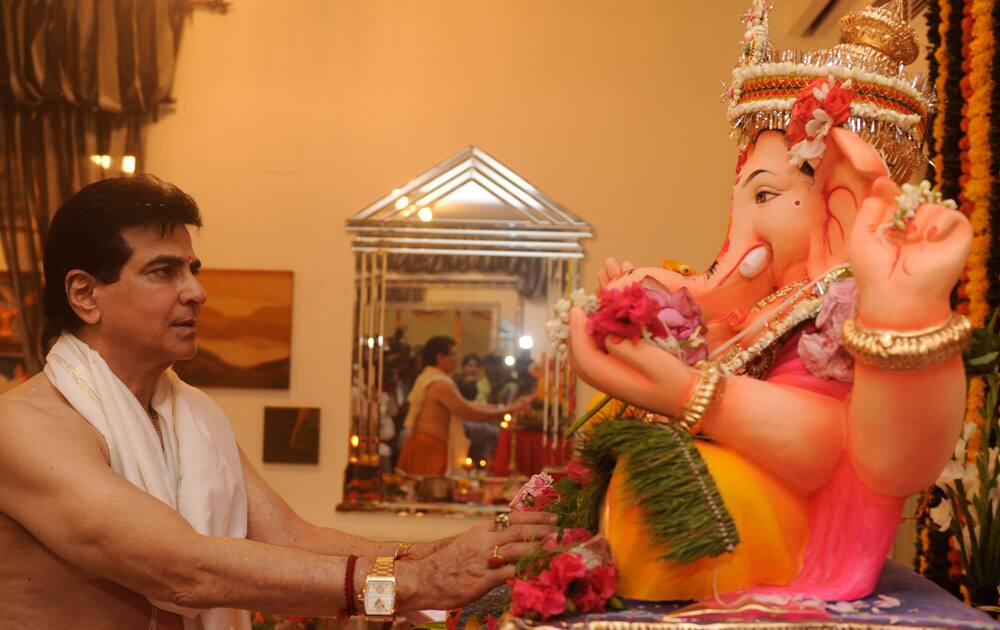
<box><xmin>587</xmin><ymin>278</ymin><xmax>708</xmax><ymax>366</ymax></box>
<box><xmin>511</xmin><ymin>529</ymin><xmax>621</xmax><ymax>621</ymax></box>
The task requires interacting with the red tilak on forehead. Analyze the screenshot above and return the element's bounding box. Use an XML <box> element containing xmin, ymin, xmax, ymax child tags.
<box><xmin>185</xmin><ymin>255</ymin><xmax>193</xmax><ymax>264</ymax></box>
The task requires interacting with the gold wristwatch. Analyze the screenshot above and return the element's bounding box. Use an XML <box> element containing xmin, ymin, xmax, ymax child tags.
<box><xmin>360</xmin><ymin>556</ymin><xmax>397</xmax><ymax>621</ymax></box>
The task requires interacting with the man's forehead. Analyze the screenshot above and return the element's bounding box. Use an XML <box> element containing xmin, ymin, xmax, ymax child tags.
<box><xmin>121</xmin><ymin>224</ymin><xmax>198</xmax><ymax>262</ymax></box>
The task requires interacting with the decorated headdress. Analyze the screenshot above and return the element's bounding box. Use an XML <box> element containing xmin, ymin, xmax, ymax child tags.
<box><xmin>726</xmin><ymin>0</ymin><xmax>934</xmax><ymax>182</ymax></box>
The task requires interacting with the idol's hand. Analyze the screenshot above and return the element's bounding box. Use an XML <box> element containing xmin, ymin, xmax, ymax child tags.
<box><xmin>566</xmin><ymin>307</ymin><xmax>694</xmax><ymax>417</ymax></box>
<box><xmin>849</xmin><ymin>176</ymin><xmax>972</xmax><ymax>330</ymax></box>
<box><xmin>598</xmin><ymin>257</ymin><xmax>636</xmax><ymax>287</ymax></box>
<box><xmin>395</xmin><ymin>511</ymin><xmax>556</xmax><ymax>611</ymax></box>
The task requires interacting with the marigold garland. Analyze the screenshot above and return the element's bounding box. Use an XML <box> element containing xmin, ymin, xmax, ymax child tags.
<box><xmin>916</xmin><ymin>0</ymin><xmax>1000</xmax><ymax>606</ymax></box>
<box><xmin>965</xmin><ymin>0</ymin><xmax>994</xmax><ymax>330</ymax></box>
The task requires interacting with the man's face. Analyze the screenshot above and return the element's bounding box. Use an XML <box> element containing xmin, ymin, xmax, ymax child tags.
<box><xmin>462</xmin><ymin>360</ymin><xmax>481</xmax><ymax>379</ymax></box>
<box><xmin>436</xmin><ymin>345</ymin><xmax>458</xmax><ymax>373</ymax></box>
<box><xmin>93</xmin><ymin>225</ymin><xmax>206</xmax><ymax>366</ymax></box>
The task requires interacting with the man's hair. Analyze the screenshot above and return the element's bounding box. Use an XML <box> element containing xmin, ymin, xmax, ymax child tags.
<box><xmin>461</xmin><ymin>353</ymin><xmax>481</xmax><ymax>367</ymax></box>
<box><xmin>422</xmin><ymin>336</ymin><xmax>456</xmax><ymax>367</ymax></box>
<box><xmin>42</xmin><ymin>175</ymin><xmax>202</xmax><ymax>345</ymax></box>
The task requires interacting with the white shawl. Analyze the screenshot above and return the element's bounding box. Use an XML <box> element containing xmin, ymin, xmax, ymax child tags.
<box><xmin>44</xmin><ymin>333</ymin><xmax>250</xmax><ymax>630</ymax></box>
<box><xmin>402</xmin><ymin>365</ymin><xmax>470</xmax><ymax>475</ymax></box>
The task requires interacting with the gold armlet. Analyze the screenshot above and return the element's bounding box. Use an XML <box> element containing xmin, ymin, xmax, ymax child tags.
<box><xmin>677</xmin><ymin>361</ymin><xmax>725</xmax><ymax>436</ymax></box>
<box><xmin>842</xmin><ymin>313</ymin><xmax>972</xmax><ymax>371</ymax></box>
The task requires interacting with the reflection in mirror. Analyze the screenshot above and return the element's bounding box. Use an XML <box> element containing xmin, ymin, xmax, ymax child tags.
<box><xmin>340</xmin><ymin>147</ymin><xmax>592</xmax><ymax>516</ymax></box>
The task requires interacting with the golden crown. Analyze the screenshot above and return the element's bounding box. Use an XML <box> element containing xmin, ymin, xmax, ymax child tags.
<box><xmin>727</xmin><ymin>0</ymin><xmax>934</xmax><ymax>182</ymax></box>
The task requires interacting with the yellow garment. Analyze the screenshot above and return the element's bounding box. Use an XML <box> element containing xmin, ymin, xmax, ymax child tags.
<box><xmin>585</xmin><ymin>395</ymin><xmax>808</xmax><ymax>601</ymax></box>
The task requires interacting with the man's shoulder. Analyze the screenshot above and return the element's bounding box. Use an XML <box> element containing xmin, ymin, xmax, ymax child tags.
<box><xmin>0</xmin><ymin>373</ymin><xmax>82</xmax><ymax>424</ymax></box>
<box><xmin>0</xmin><ymin>373</ymin><xmax>106</xmax><ymax>461</ymax></box>
<box><xmin>426</xmin><ymin>377</ymin><xmax>458</xmax><ymax>396</ymax></box>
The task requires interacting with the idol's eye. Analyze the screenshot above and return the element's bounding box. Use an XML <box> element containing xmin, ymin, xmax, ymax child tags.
<box><xmin>755</xmin><ymin>189</ymin><xmax>779</xmax><ymax>204</ymax></box>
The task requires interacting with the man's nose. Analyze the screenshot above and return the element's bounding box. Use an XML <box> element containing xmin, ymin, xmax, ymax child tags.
<box><xmin>181</xmin><ymin>274</ymin><xmax>208</xmax><ymax>305</ymax></box>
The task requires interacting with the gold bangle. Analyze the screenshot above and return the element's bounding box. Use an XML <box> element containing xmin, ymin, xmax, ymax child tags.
<box><xmin>676</xmin><ymin>361</ymin><xmax>725</xmax><ymax>435</ymax></box>
<box><xmin>842</xmin><ymin>313</ymin><xmax>972</xmax><ymax>371</ymax></box>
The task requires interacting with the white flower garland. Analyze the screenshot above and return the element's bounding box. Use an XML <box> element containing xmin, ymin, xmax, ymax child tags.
<box><xmin>729</xmin><ymin>62</ymin><xmax>929</xmax><ymax>105</ymax></box>
<box><xmin>546</xmin><ymin>289</ymin><xmax>597</xmax><ymax>357</ymax></box>
<box><xmin>727</xmin><ymin>92</ymin><xmax>922</xmax><ymax>132</ymax></box>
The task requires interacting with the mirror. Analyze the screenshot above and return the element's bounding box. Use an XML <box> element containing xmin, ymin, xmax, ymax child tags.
<box><xmin>339</xmin><ymin>147</ymin><xmax>592</xmax><ymax>516</ymax></box>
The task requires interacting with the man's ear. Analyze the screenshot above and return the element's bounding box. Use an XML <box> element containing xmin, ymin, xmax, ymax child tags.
<box><xmin>65</xmin><ymin>270</ymin><xmax>101</xmax><ymax>325</ymax></box>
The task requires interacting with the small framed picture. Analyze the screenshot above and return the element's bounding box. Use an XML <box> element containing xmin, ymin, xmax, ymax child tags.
<box><xmin>263</xmin><ymin>406</ymin><xmax>320</xmax><ymax>464</ymax></box>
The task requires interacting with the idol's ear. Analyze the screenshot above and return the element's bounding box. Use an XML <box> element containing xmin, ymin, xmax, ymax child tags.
<box><xmin>806</xmin><ymin>128</ymin><xmax>890</xmax><ymax>276</ymax></box>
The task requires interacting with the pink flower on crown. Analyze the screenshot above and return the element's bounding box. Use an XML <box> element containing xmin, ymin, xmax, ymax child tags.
<box><xmin>787</xmin><ymin>78</ymin><xmax>855</xmax><ymax>170</ymax></box>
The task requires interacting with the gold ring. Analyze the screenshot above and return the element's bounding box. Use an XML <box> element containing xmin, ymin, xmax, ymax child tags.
<box><xmin>487</xmin><ymin>545</ymin><xmax>505</xmax><ymax>569</ymax></box>
<box><xmin>493</xmin><ymin>513</ymin><xmax>510</xmax><ymax>531</ymax></box>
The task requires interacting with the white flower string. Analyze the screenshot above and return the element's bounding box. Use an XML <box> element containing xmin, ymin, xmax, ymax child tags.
<box><xmin>876</xmin><ymin>180</ymin><xmax>958</xmax><ymax>242</ymax></box>
<box><xmin>546</xmin><ymin>289</ymin><xmax>597</xmax><ymax>358</ymax></box>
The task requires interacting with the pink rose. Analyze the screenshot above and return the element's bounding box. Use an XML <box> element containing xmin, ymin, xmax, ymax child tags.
<box><xmin>797</xmin><ymin>278</ymin><xmax>857</xmax><ymax>382</ymax></box>
<box><xmin>815</xmin><ymin>277</ymin><xmax>857</xmax><ymax>332</ymax></box>
<box><xmin>540</xmin><ymin>552</ymin><xmax>587</xmax><ymax>590</ymax></box>
<box><xmin>565</xmin><ymin>458</ymin><xmax>592</xmax><ymax>486</ymax></box>
<box><xmin>511</xmin><ymin>578</ymin><xmax>566</xmax><ymax>620</ymax></box>
<box><xmin>642</xmin><ymin>279</ymin><xmax>702</xmax><ymax>341</ymax></box>
<box><xmin>570</xmin><ymin>564</ymin><xmax>619</xmax><ymax>613</ymax></box>
<box><xmin>542</xmin><ymin>527</ymin><xmax>593</xmax><ymax>551</ymax></box>
<box><xmin>510</xmin><ymin>472</ymin><xmax>560</xmax><ymax>511</ymax></box>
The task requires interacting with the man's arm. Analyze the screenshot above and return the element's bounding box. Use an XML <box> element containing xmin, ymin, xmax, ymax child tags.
<box><xmin>0</xmin><ymin>405</ymin><xmax>554</xmax><ymax>614</ymax></box>
<box><xmin>429</xmin><ymin>380</ymin><xmax>525</xmax><ymax>422</ymax></box>
<box><xmin>240</xmin><ymin>447</ymin><xmax>449</xmax><ymax>560</ymax></box>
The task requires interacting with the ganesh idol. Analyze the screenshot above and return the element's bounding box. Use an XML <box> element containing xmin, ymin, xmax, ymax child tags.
<box><xmin>565</xmin><ymin>0</ymin><xmax>973</xmax><ymax>605</ymax></box>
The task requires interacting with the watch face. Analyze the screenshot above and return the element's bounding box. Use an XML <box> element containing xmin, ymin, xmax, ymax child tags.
<box><xmin>364</xmin><ymin>578</ymin><xmax>396</xmax><ymax>614</ymax></box>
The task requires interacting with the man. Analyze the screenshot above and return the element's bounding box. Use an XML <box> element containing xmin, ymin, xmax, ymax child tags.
<box><xmin>398</xmin><ymin>337</ymin><xmax>528</xmax><ymax>475</ymax></box>
<box><xmin>0</xmin><ymin>176</ymin><xmax>553</xmax><ymax>629</ymax></box>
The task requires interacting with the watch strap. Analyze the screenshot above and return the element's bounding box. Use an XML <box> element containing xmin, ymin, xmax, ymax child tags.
<box><xmin>371</xmin><ymin>555</ymin><xmax>395</xmax><ymax>577</ymax></box>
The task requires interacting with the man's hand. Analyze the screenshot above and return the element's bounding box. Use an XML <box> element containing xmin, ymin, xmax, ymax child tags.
<box><xmin>511</xmin><ymin>395</ymin><xmax>534</xmax><ymax>414</ymax></box>
<box><xmin>395</xmin><ymin>511</ymin><xmax>556</xmax><ymax>611</ymax></box>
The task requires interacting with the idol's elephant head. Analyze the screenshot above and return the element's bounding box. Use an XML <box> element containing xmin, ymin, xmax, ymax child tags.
<box><xmin>616</xmin><ymin>127</ymin><xmax>888</xmax><ymax>345</ymax></box>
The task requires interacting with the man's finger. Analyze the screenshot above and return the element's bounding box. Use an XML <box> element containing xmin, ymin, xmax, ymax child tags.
<box><xmin>498</xmin><ymin>524</ymin><xmax>556</xmax><ymax>544</ymax></box>
<box><xmin>498</xmin><ymin>542</ymin><xmax>542</xmax><ymax>564</ymax></box>
<box><xmin>487</xmin><ymin>564</ymin><xmax>516</xmax><ymax>580</ymax></box>
<box><xmin>507</xmin><ymin>511</ymin><xmax>556</xmax><ymax>525</ymax></box>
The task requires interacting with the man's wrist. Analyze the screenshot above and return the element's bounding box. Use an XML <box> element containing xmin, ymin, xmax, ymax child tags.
<box><xmin>393</xmin><ymin>556</ymin><xmax>424</xmax><ymax>612</ymax></box>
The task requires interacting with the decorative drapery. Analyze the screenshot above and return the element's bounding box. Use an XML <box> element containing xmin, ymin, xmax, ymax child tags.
<box><xmin>0</xmin><ymin>0</ymin><xmax>187</xmax><ymax>370</ymax></box>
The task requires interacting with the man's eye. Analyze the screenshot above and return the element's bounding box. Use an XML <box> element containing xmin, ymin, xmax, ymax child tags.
<box><xmin>153</xmin><ymin>267</ymin><xmax>175</xmax><ymax>278</ymax></box>
<box><xmin>755</xmin><ymin>190</ymin><xmax>778</xmax><ymax>204</ymax></box>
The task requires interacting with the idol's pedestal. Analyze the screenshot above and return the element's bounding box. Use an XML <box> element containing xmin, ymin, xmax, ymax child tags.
<box><xmin>477</xmin><ymin>562</ymin><xmax>999</xmax><ymax>630</ymax></box>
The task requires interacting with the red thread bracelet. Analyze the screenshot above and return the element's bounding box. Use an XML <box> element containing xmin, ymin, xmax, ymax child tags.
<box><xmin>341</xmin><ymin>554</ymin><xmax>359</xmax><ymax>618</ymax></box>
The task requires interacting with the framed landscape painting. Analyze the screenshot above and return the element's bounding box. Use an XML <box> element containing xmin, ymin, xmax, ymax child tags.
<box><xmin>174</xmin><ymin>269</ymin><xmax>293</xmax><ymax>388</ymax></box>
